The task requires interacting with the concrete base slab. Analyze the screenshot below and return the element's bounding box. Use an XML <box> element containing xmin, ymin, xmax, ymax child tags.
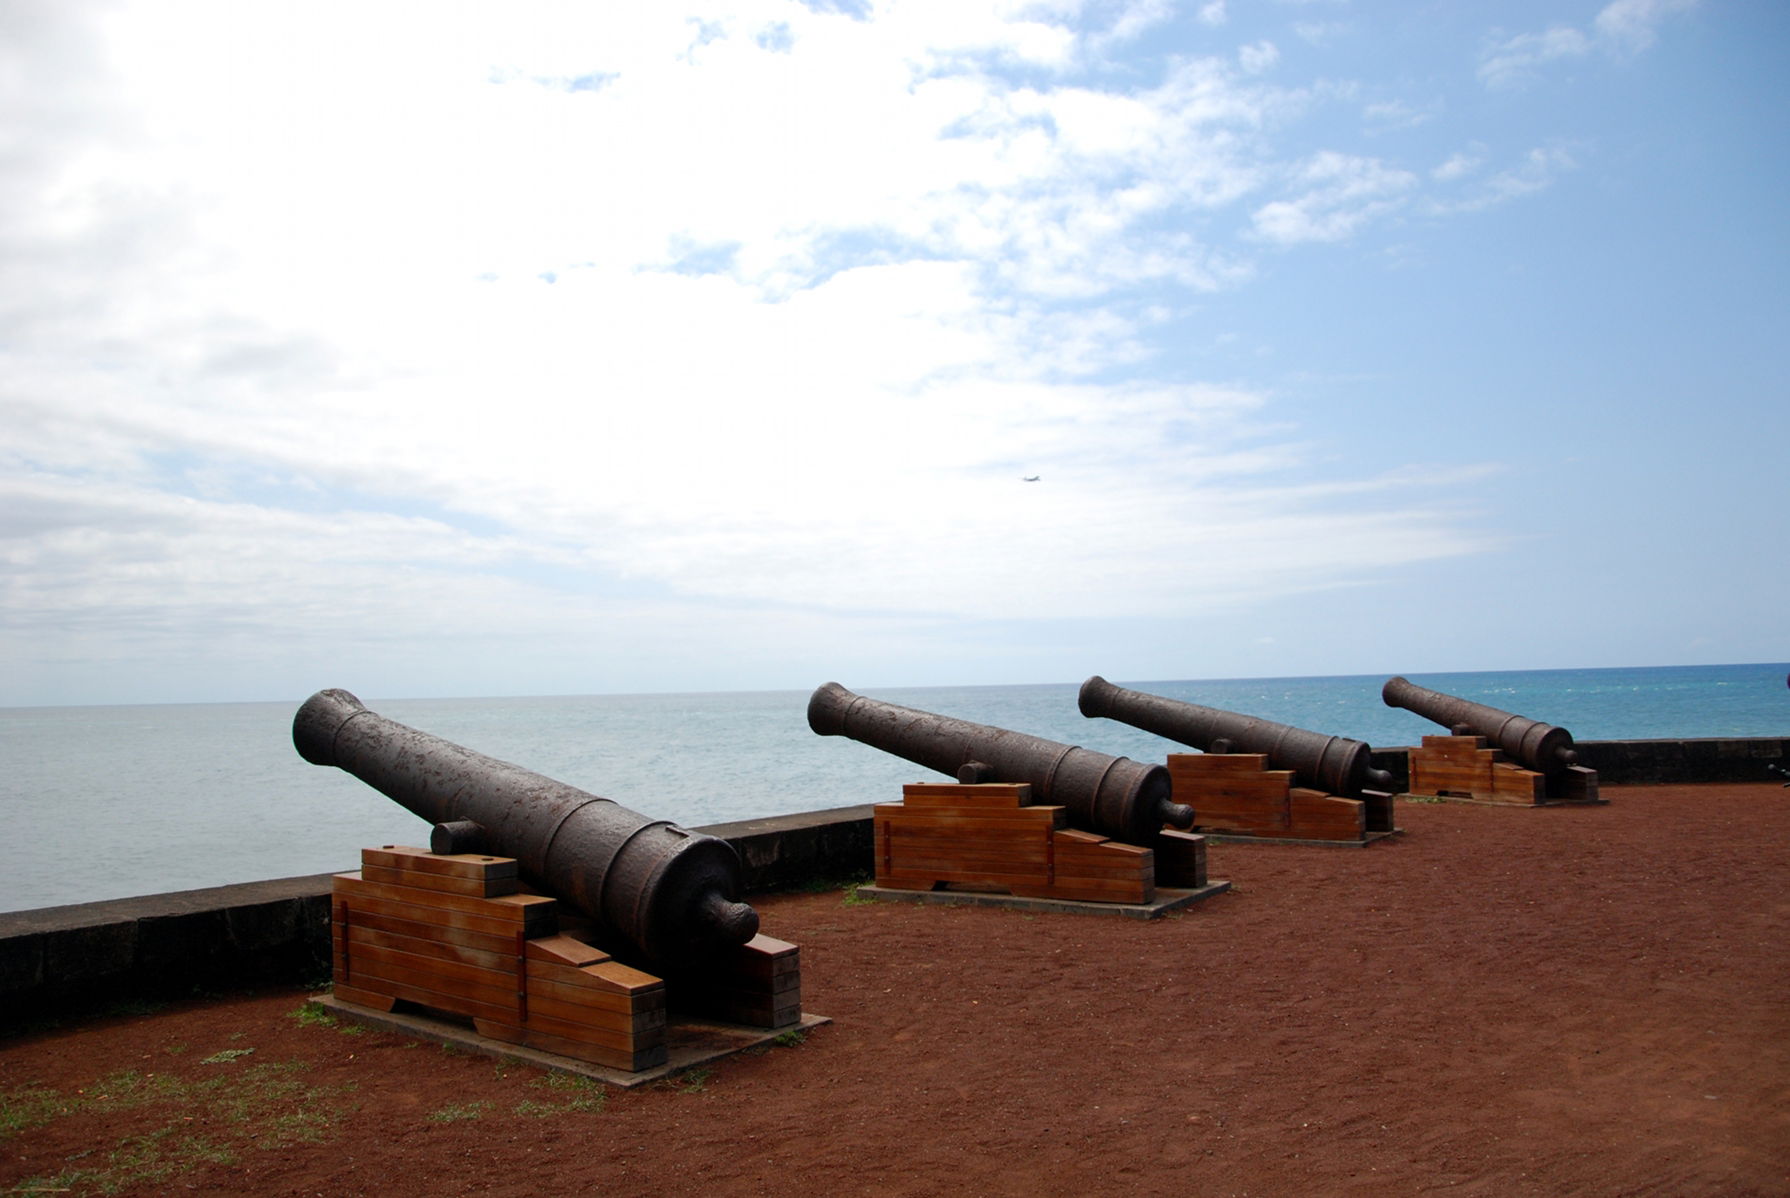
<box><xmin>853</xmin><ymin>880</ymin><xmax>1231</xmax><ymax>921</ymax></box>
<box><xmin>309</xmin><ymin>993</ymin><xmax>828</xmax><ymax>1089</ymax></box>
<box><xmin>1202</xmin><ymin>828</ymin><xmax>1405</xmax><ymax>848</ymax></box>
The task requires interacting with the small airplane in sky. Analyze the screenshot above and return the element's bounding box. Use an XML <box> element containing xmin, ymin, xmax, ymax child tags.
<box><xmin>1021</xmin><ymin>475</ymin><xmax>1040</xmax><ymax>482</ymax></box>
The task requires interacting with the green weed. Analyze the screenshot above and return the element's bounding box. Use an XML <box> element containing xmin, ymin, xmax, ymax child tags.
<box><xmin>658</xmin><ymin>1066</ymin><xmax>712</xmax><ymax>1094</ymax></box>
<box><xmin>199</xmin><ymin>1047</ymin><xmax>255</xmax><ymax>1065</ymax></box>
<box><xmin>1</xmin><ymin>1084</ymin><xmax>72</xmax><ymax>1140</ymax></box>
<box><xmin>524</xmin><ymin>1072</ymin><xmax>608</xmax><ymax>1114</ymax></box>
<box><xmin>426</xmin><ymin>1099</ymin><xmax>494</xmax><ymax>1123</ymax></box>
<box><xmin>8</xmin><ymin>1059</ymin><xmax>351</xmax><ymax>1195</ymax></box>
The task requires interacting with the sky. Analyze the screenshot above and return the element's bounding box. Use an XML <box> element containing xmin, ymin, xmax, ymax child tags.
<box><xmin>2</xmin><ymin>0</ymin><xmax>1785</xmax><ymax>707</ymax></box>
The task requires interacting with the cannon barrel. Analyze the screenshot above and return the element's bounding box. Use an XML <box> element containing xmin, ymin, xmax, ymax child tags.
<box><xmin>806</xmin><ymin>682</ymin><xmax>1194</xmax><ymax>843</ymax></box>
<box><xmin>293</xmin><ymin>688</ymin><xmax>758</xmax><ymax>969</ymax></box>
<box><xmin>1381</xmin><ymin>676</ymin><xmax>1578</xmax><ymax>773</ymax></box>
<box><xmin>1078</xmin><ymin>675</ymin><xmax>1394</xmax><ymax>798</ymax></box>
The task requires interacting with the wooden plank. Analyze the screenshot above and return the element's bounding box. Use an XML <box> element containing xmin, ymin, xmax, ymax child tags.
<box><xmin>520</xmin><ymin>983</ymin><xmax>666</xmax><ymax>1028</ymax></box>
<box><xmin>1049</xmin><ymin>859</ymin><xmax>1153</xmax><ymax>882</ymax></box>
<box><xmin>1153</xmin><ymin>830</ymin><xmax>1207</xmax><ymax>888</ymax></box>
<box><xmin>879</xmin><ymin>867</ymin><xmax>1042</xmax><ymax>890</ymax></box>
<box><xmin>343</xmin><ymin>921</ymin><xmax>515</xmax><ymax>974</ymax></box>
<box><xmin>521</xmin><ymin>1030</ymin><xmax>668</xmax><ymax>1073</ymax></box>
<box><xmin>345</xmin><ymin>966</ymin><xmax>519</xmax><ymax>1026</ymax></box>
<box><xmin>333</xmin><ymin>874</ymin><xmax>557</xmax><ymax>934</ymax></box>
<box><xmin>880</xmin><ymin>854</ymin><xmax>1047</xmax><ymax>882</ymax></box>
<box><xmin>1421</xmin><ymin>734</ymin><xmax>1488</xmax><ymax>750</ymax></box>
<box><xmin>525</xmin><ymin>934</ymin><xmax>608</xmax><ymax>968</ymax></box>
<box><xmin>474</xmin><ymin>1020</ymin><xmax>667</xmax><ymax>1072</ymax></box>
<box><xmin>332</xmin><ymin>903</ymin><xmax>522</xmax><ymax>958</ymax></box>
<box><xmin>522</xmin><ymin>969</ymin><xmax>667</xmax><ymax>1016</ymax></box>
<box><xmin>330</xmin><ymin>982</ymin><xmax>398</xmax><ymax>1012</ymax></box>
<box><xmin>1287</xmin><ymin>791</ymin><xmax>1366</xmax><ymax>839</ymax></box>
<box><xmin>1167</xmin><ymin>752</ymin><xmax>1272</xmax><ymax>773</ymax></box>
<box><xmin>676</xmin><ymin>992</ymin><xmax>802</xmax><ymax>1029</ymax></box>
<box><xmin>360</xmin><ymin>863</ymin><xmax>519</xmax><ymax>899</ymax></box>
<box><xmin>500</xmin><ymin>1003</ymin><xmax>661</xmax><ymax>1053</ymax></box>
<box><xmin>877</xmin><ymin>809</ymin><xmax>1059</xmax><ymax>827</ymax></box>
<box><xmin>900</xmin><ymin>783</ymin><xmax>1033</xmax><ymax>807</ymax></box>
<box><xmin>1012</xmin><ymin>876</ymin><xmax>1152</xmax><ymax>903</ymax></box>
<box><xmin>882</xmin><ymin>838</ymin><xmax>1051</xmax><ymax>866</ymax></box>
<box><xmin>333</xmin><ymin>886</ymin><xmax>555</xmax><ymax>943</ymax></box>
<box><xmin>1489</xmin><ymin>764</ymin><xmax>1546</xmax><ymax>803</ymax></box>
<box><xmin>343</xmin><ymin>941</ymin><xmax>519</xmax><ymax>1007</ymax></box>
<box><xmin>360</xmin><ymin>845</ymin><xmax>519</xmax><ymax>882</ymax></box>
<box><xmin>1052</xmin><ymin>836</ymin><xmax>1149</xmax><ymax>860</ymax></box>
<box><xmin>710</xmin><ymin>935</ymin><xmax>799</xmax><ymax>985</ymax></box>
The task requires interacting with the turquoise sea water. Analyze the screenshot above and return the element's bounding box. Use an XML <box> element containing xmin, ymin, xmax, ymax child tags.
<box><xmin>3</xmin><ymin>662</ymin><xmax>1785</xmax><ymax>914</ymax></box>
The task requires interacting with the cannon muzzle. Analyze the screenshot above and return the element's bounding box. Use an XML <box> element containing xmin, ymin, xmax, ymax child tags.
<box><xmin>294</xmin><ymin>688</ymin><xmax>758</xmax><ymax>969</ymax></box>
<box><xmin>1381</xmin><ymin>676</ymin><xmax>1578</xmax><ymax>773</ymax></box>
<box><xmin>806</xmin><ymin>682</ymin><xmax>1194</xmax><ymax>843</ymax></box>
<box><xmin>1078</xmin><ymin>675</ymin><xmax>1394</xmax><ymax>798</ymax></box>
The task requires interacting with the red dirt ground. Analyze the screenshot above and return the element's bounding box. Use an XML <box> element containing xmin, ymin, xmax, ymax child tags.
<box><xmin>4</xmin><ymin>783</ymin><xmax>1787</xmax><ymax>1197</ymax></box>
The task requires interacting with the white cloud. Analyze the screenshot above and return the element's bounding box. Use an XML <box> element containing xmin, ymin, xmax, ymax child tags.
<box><xmin>1432</xmin><ymin>147</ymin><xmax>1486</xmax><ymax>182</ymax></box>
<box><xmin>1479</xmin><ymin>0</ymin><xmax>1698</xmax><ymax>88</ymax></box>
<box><xmin>1238</xmin><ymin>40</ymin><xmax>1280</xmax><ymax>75</ymax></box>
<box><xmin>1250</xmin><ymin>152</ymin><xmax>1418</xmax><ymax>244</ymax></box>
<box><xmin>1428</xmin><ymin>145</ymin><xmax>1577</xmax><ymax>213</ymax></box>
<box><xmin>1594</xmin><ymin>0</ymin><xmax>1699</xmax><ymax>51</ymax></box>
<box><xmin>1478</xmin><ymin>26</ymin><xmax>1593</xmax><ymax>90</ymax></box>
<box><xmin>0</xmin><ymin>0</ymin><xmax>1562</xmax><ymax>701</ymax></box>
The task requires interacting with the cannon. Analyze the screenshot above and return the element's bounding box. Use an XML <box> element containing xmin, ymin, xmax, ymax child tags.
<box><xmin>806</xmin><ymin>682</ymin><xmax>1194</xmax><ymax>843</ymax></box>
<box><xmin>293</xmin><ymin>688</ymin><xmax>758</xmax><ymax>970</ymax></box>
<box><xmin>1380</xmin><ymin>676</ymin><xmax>1578</xmax><ymax>774</ymax></box>
<box><xmin>1078</xmin><ymin>675</ymin><xmax>1394</xmax><ymax>799</ymax></box>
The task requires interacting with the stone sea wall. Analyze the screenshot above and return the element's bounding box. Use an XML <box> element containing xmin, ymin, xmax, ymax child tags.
<box><xmin>3</xmin><ymin>739</ymin><xmax>1783</xmax><ymax>1023</ymax></box>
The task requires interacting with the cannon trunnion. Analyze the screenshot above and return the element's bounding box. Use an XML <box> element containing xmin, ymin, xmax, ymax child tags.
<box><xmin>295</xmin><ymin>688</ymin><xmax>757</xmax><ymax>970</ymax></box>
<box><xmin>806</xmin><ymin>681</ymin><xmax>1193</xmax><ymax>845</ymax></box>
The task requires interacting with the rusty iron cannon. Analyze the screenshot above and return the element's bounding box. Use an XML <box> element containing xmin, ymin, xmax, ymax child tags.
<box><xmin>1078</xmin><ymin>675</ymin><xmax>1394</xmax><ymax>799</ymax></box>
<box><xmin>293</xmin><ymin>688</ymin><xmax>759</xmax><ymax>970</ymax></box>
<box><xmin>1380</xmin><ymin>676</ymin><xmax>1578</xmax><ymax>775</ymax></box>
<box><xmin>806</xmin><ymin>681</ymin><xmax>1194</xmax><ymax>843</ymax></box>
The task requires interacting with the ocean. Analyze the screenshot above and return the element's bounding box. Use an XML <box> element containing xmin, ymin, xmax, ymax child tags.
<box><xmin>4</xmin><ymin>663</ymin><xmax>1786</xmax><ymax>915</ymax></box>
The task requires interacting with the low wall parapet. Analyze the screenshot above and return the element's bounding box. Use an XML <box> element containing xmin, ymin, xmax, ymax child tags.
<box><xmin>4</xmin><ymin>739</ymin><xmax>1783</xmax><ymax>1024</ymax></box>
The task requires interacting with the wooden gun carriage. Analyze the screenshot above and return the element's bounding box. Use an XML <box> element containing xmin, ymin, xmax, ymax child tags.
<box><xmin>807</xmin><ymin>682</ymin><xmax>1214</xmax><ymax>906</ymax></box>
<box><xmin>1382</xmin><ymin>676</ymin><xmax>1601</xmax><ymax>804</ymax></box>
<box><xmin>294</xmin><ymin>689</ymin><xmax>804</xmax><ymax>1073</ymax></box>
<box><xmin>1078</xmin><ymin>676</ymin><xmax>1397</xmax><ymax>843</ymax></box>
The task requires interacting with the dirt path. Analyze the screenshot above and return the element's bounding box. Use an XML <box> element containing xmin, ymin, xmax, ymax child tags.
<box><xmin>4</xmin><ymin>783</ymin><xmax>1788</xmax><ymax>1196</ymax></box>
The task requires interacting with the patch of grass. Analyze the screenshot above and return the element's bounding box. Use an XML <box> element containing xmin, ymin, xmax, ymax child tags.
<box><xmin>657</xmin><ymin>1066</ymin><xmax>712</xmax><ymax>1094</ymax></box>
<box><xmin>292</xmin><ymin>1009</ymin><xmax>367</xmax><ymax>1037</ymax></box>
<box><xmin>288</xmin><ymin>1003</ymin><xmax>339</xmax><ymax>1030</ymax></box>
<box><xmin>8</xmin><ymin>1059</ymin><xmax>353</xmax><ymax>1194</ymax></box>
<box><xmin>199</xmin><ymin>1048</ymin><xmax>256</xmax><ymax>1065</ymax></box>
<box><xmin>23</xmin><ymin>1125</ymin><xmax>238</xmax><ymax>1196</ymax></box>
<box><xmin>426</xmin><ymin>1099</ymin><xmax>494</xmax><ymax>1123</ymax></box>
<box><xmin>771</xmin><ymin>1027</ymin><xmax>808</xmax><ymax>1048</ymax></box>
<box><xmin>520</xmin><ymin>1072</ymin><xmax>608</xmax><ymax>1115</ymax></box>
<box><xmin>1</xmin><ymin>1084</ymin><xmax>73</xmax><ymax>1140</ymax></box>
<box><xmin>841</xmin><ymin>883</ymin><xmax>879</xmax><ymax>907</ymax></box>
